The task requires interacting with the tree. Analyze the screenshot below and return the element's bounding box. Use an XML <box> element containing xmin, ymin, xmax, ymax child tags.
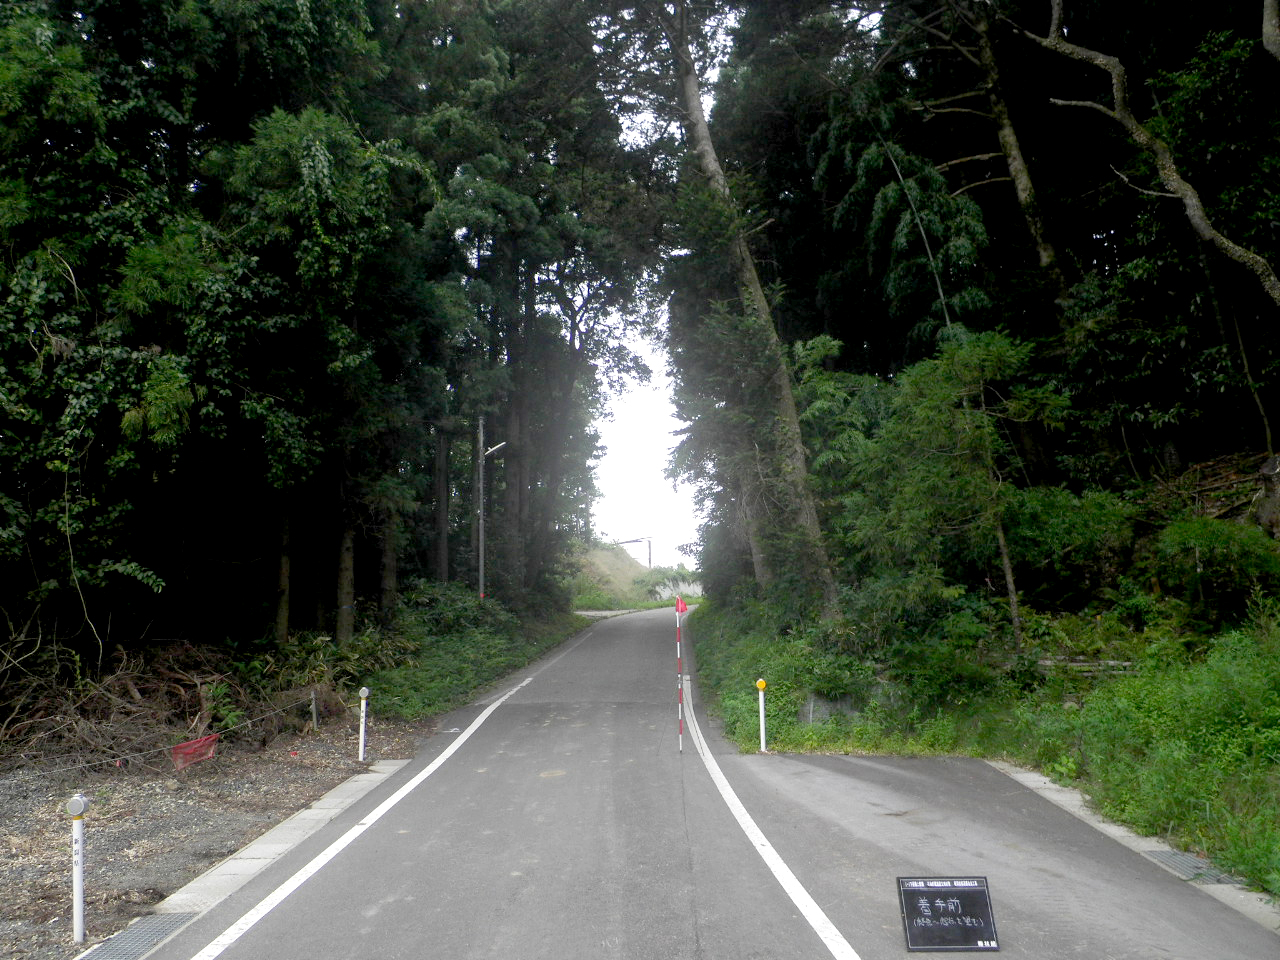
<box><xmin>614</xmin><ymin>0</ymin><xmax>838</xmax><ymax>606</ymax></box>
<box><xmin>1</xmin><ymin>0</ymin><xmax>657</xmax><ymax>666</ymax></box>
<box><xmin>1014</xmin><ymin>0</ymin><xmax>1280</xmax><ymax>314</ymax></box>
<box><xmin>415</xmin><ymin>0</ymin><xmax>661</xmax><ymax>602</ymax></box>
<box><xmin>797</xmin><ymin>329</ymin><xmax>1064</xmax><ymax>654</ymax></box>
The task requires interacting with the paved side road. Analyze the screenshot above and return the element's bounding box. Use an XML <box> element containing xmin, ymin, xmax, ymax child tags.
<box><xmin>117</xmin><ymin>608</ymin><xmax>1276</xmax><ymax>960</ymax></box>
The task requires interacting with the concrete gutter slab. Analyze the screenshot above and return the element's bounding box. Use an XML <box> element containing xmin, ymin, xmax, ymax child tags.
<box><xmin>988</xmin><ymin>759</ymin><xmax>1280</xmax><ymax>935</ymax></box>
<box><xmin>76</xmin><ymin>760</ymin><xmax>409</xmax><ymax>960</ymax></box>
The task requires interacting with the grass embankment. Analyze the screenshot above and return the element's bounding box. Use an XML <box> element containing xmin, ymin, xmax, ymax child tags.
<box><xmin>571</xmin><ymin>544</ymin><xmax>650</xmax><ymax>609</ymax></box>
<box><xmin>363</xmin><ymin>582</ymin><xmax>589</xmax><ymax>720</ymax></box>
<box><xmin>689</xmin><ymin>599</ymin><xmax>1280</xmax><ymax>898</ymax></box>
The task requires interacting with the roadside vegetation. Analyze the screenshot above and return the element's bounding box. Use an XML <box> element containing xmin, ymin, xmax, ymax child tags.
<box><xmin>0</xmin><ymin>538</ymin><xmax>680</xmax><ymax>773</ymax></box>
<box><xmin>691</xmin><ymin>588</ymin><xmax>1280</xmax><ymax>899</ymax></box>
<box><xmin>0</xmin><ymin>581</ymin><xmax>587</xmax><ymax>772</ymax></box>
<box><xmin>662</xmin><ymin>2</ymin><xmax>1280</xmax><ymax>908</ymax></box>
<box><xmin>364</xmin><ymin>582</ymin><xmax>588</xmax><ymax>720</ymax></box>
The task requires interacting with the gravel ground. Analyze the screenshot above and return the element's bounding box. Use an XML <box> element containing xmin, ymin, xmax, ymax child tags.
<box><xmin>0</xmin><ymin>716</ymin><xmax>431</xmax><ymax>960</ymax></box>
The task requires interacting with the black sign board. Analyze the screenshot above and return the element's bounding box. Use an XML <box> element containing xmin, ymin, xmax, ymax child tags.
<box><xmin>898</xmin><ymin>877</ymin><xmax>999</xmax><ymax>951</ymax></box>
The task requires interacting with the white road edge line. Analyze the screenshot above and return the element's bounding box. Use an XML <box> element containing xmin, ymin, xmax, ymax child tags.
<box><xmin>684</xmin><ymin>676</ymin><xmax>863</xmax><ymax>960</ymax></box>
<box><xmin>185</xmin><ymin>676</ymin><xmax>535</xmax><ymax>960</ymax></box>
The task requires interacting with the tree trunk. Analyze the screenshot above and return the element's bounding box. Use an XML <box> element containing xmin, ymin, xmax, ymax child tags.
<box><xmin>737</xmin><ymin>466</ymin><xmax>776</xmax><ymax>588</ymax></box>
<box><xmin>433</xmin><ymin>426</ymin><xmax>451</xmax><ymax>581</ymax></box>
<box><xmin>1197</xmin><ymin>246</ymin><xmax>1273</xmax><ymax>454</ymax></box>
<box><xmin>995</xmin><ymin>519</ymin><xmax>1024</xmax><ymax>651</ymax></box>
<box><xmin>1265</xmin><ymin>0</ymin><xmax>1280</xmax><ymax>62</ymax></box>
<box><xmin>517</xmin><ymin>264</ymin><xmax>540</xmax><ymax>586</ymax></box>
<box><xmin>649</xmin><ymin>0</ymin><xmax>838</xmax><ymax>608</ymax></box>
<box><xmin>972</xmin><ymin>9</ymin><xmax>1065</xmax><ymax>291</ymax></box>
<box><xmin>274</xmin><ymin>516</ymin><xmax>290</xmax><ymax>646</ymax></box>
<box><xmin>527</xmin><ymin>358</ymin><xmax>579</xmax><ymax>589</ymax></box>
<box><xmin>1022</xmin><ymin>0</ymin><xmax>1280</xmax><ymax>311</ymax></box>
<box><xmin>502</xmin><ymin>388</ymin><xmax>528</xmax><ymax>589</ymax></box>
<box><xmin>497</xmin><ymin>257</ymin><xmax>530</xmax><ymax>592</ymax></box>
<box><xmin>1254</xmin><ymin>456</ymin><xmax>1280</xmax><ymax>538</ymax></box>
<box><xmin>336</xmin><ymin>523</ymin><xmax>356</xmax><ymax>646</ymax></box>
<box><xmin>379</xmin><ymin>514</ymin><xmax>398</xmax><ymax>627</ymax></box>
<box><xmin>471</xmin><ymin>424</ymin><xmax>481</xmax><ymax>588</ymax></box>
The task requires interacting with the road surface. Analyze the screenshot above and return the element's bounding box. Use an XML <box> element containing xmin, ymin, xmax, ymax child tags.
<box><xmin>139</xmin><ymin>608</ymin><xmax>1279</xmax><ymax>960</ymax></box>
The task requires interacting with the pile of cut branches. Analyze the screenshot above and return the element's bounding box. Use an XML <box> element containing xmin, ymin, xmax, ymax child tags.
<box><xmin>1145</xmin><ymin>452</ymin><xmax>1270</xmax><ymax>522</ymax></box>
<box><xmin>0</xmin><ymin>641</ymin><xmax>305</xmax><ymax>776</ymax></box>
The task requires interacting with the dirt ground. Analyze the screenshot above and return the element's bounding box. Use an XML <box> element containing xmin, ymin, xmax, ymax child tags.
<box><xmin>0</xmin><ymin>715</ymin><xmax>431</xmax><ymax>960</ymax></box>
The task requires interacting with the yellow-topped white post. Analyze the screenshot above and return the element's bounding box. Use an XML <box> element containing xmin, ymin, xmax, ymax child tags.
<box><xmin>66</xmin><ymin>793</ymin><xmax>89</xmax><ymax>943</ymax></box>
<box><xmin>756</xmin><ymin>678</ymin><xmax>768</xmax><ymax>753</ymax></box>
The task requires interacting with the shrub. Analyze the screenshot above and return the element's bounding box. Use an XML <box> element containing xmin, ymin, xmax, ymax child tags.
<box><xmin>573</xmin><ymin>587</ymin><xmax>623</xmax><ymax>609</ymax></box>
<box><xmin>1156</xmin><ymin>517</ymin><xmax>1280</xmax><ymax>621</ymax></box>
<box><xmin>363</xmin><ymin>580</ymin><xmax>581</xmax><ymax>720</ymax></box>
<box><xmin>1007</xmin><ymin>487</ymin><xmax>1135</xmax><ymax>603</ymax></box>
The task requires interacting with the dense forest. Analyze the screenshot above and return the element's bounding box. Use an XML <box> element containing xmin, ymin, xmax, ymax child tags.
<box><xmin>674</xmin><ymin>0</ymin><xmax>1280</xmax><ymax>625</ymax></box>
<box><xmin>4</xmin><ymin>1</ymin><xmax>1280</xmax><ymax>716</ymax></box>
<box><xmin>0</xmin><ymin>0</ymin><xmax>669</xmax><ymax>675</ymax></box>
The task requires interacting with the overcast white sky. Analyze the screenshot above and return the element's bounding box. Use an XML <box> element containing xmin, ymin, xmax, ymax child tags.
<box><xmin>592</xmin><ymin>336</ymin><xmax>701</xmax><ymax>570</ymax></box>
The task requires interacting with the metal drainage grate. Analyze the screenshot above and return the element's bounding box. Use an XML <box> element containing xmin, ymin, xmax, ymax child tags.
<box><xmin>1144</xmin><ymin>849</ymin><xmax>1240</xmax><ymax>885</ymax></box>
<box><xmin>79</xmin><ymin>912</ymin><xmax>197</xmax><ymax>960</ymax></box>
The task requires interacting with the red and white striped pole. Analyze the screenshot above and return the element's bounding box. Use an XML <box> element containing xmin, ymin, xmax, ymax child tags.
<box><xmin>675</xmin><ymin>595</ymin><xmax>688</xmax><ymax>751</ymax></box>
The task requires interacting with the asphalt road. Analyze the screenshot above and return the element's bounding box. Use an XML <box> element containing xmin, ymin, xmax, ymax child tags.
<box><xmin>142</xmin><ymin>608</ymin><xmax>1279</xmax><ymax>960</ymax></box>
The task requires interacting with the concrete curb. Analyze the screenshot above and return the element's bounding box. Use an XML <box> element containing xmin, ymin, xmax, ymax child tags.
<box><xmin>987</xmin><ymin>759</ymin><xmax>1280</xmax><ymax>936</ymax></box>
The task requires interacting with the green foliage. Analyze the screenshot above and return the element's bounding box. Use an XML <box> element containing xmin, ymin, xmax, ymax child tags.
<box><xmin>1006</xmin><ymin>487</ymin><xmax>1135</xmax><ymax>602</ymax></box>
<box><xmin>225</xmin><ymin>580</ymin><xmax>588</xmax><ymax>726</ymax></box>
<box><xmin>235</xmin><ymin>625</ymin><xmax>417</xmax><ymax>693</ymax></box>
<box><xmin>364</xmin><ymin>581</ymin><xmax>584</xmax><ymax>719</ymax></box>
<box><xmin>665</xmin><ymin>0</ymin><xmax>1280</xmax><ymax>902</ymax></box>
<box><xmin>120</xmin><ymin>354</ymin><xmax>206</xmax><ymax>447</ymax></box>
<box><xmin>1148</xmin><ymin>31</ymin><xmax>1280</xmax><ymax>255</ymax></box>
<box><xmin>1156</xmin><ymin>518</ymin><xmax>1280</xmax><ymax>621</ymax></box>
<box><xmin>1067</xmin><ymin>617</ymin><xmax>1280</xmax><ymax>892</ymax></box>
<box><xmin>569</xmin><ymin>544</ymin><xmax>648</xmax><ymax>609</ymax></box>
<box><xmin>4</xmin><ymin>5</ymin><xmax>1279</xmax><ymax>908</ymax></box>
<box><xmin>847</xmin><ymin>139</ymin><xmax>992</xmax><ymax>335</ymax></box>
<box><xmin>0</xmin><ymin>11</ymin><xmax>103</xmax><ymax>154</ymax></box>
<box><xmin>229</xmin><ymin>107</ymin><xmax>392</xmax><ymax>291</ymax></box>
<box><xmin>204</xmin><ymin>679</ymin><xmax>247</xmax><ymax>733</ymax></box>
<box><xmin>954</xmin><ymin>600</ymin><xmax>1280</xmax><ymax>897</ymax></box>
<box><xmin>572</xmin><ymin>587</ymin><xmax>622</xmax><ymax>609</ymax></box>
<box><xmin>691</xmin><ymin>600</ymin><xmax>959</xmax><ymax>754</ymax></box>
<box><xmin>797</xmin><ymin>330</ymin><xmax>1064</xmax><ymax>670</ymax></box>
<box><xmin>0</xmin><ymin>0</ymin><xmax>663</xmax><ymax>668</ymax></box>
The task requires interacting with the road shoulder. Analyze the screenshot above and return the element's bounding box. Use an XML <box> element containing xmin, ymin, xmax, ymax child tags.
<box><xmin>987</xmin><ymin>759</ymin><xmax>1280</xmax><ymax>935</ymax></box>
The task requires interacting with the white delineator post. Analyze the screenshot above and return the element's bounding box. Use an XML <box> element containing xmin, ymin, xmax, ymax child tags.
<box><xmin>757</xmin><ymin>678</ymin><xmax>768</xmax><ymax>753</ymax></box>
<box><xmin>66</xmin><ymin>793</ymin><xmax>89</xmax><ymax>943</ymax></box>
<box><xmin>358</xmin><ymin>686</ymin><xmax>370</xmax><ymax>762</ymax></box>
<box><xmin>675</xmin><ymin>595</ymin><xmax>688</xmax><ymax>752</ymax></box>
